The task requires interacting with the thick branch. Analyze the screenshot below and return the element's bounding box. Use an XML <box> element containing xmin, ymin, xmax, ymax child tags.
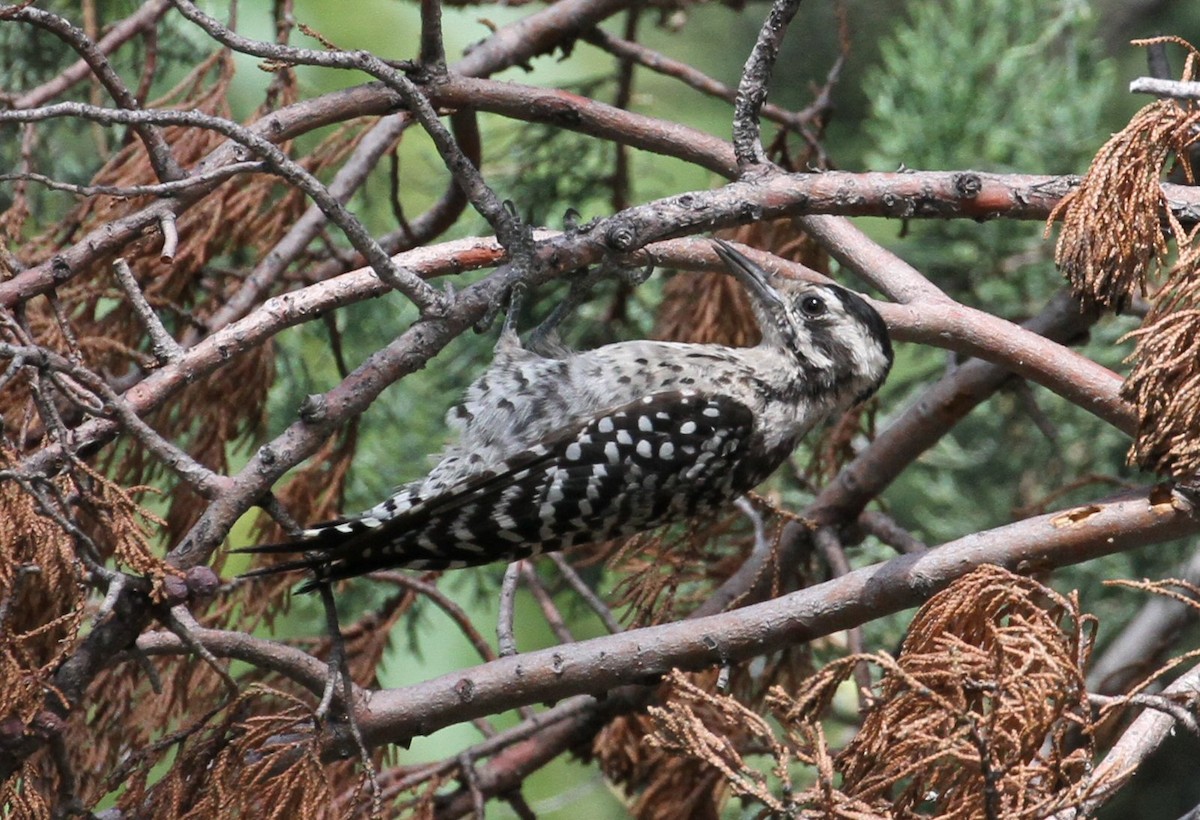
<box><xmin>360</xmin><ymin>489</ymin><xmax>1195</xmax><ymax>745</ymax></box>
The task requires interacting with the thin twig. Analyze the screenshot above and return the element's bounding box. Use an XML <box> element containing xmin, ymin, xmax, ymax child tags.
<box><xmin>520</xmin><ymin>563</ymin><xmax>574</xmax><ymax>645</ymax></box>
<box><xmin>731</xmin><ymin>0</ymin><xmax>805</xmax><ymax>171</ymax></box>
<box><xmin>6</xmin><ymin>4</ymin><xmax>183</xmax><ymax>182</ymax></box>
<box><xmin>377</xmin><ymin>697</ymin><xmax>594</xmax><ymax>800</ymax></box>
<box><xmin>0</xmin><ymin>340</ymin><xmax>225</xmax><ymax>498</ymax></box>
<box><xmin>813</xmin><ymin>526</ymin><xmax>872</xmax><ymax>711</ymax></box>
<box><xmin>1130</xmin><ymin>76</ymin><xmax>1200</xmax><ymax>101</ymax></box>
<box><xmin>370</xmin><ymin>571</ymin><xmax>498</xmax><ymax>663</ymax></box>
<box><xmin>583</xmin><ymin>27</ymin><xmax>819</xmax><ymax>138</ymax></box>
<box><xmin>857</xmin><ymin>509</ymin><xmax>927</xmax><ymax>555</ymax></box>
<box><xmin>0</xmin><ymin>161</ymin><xmax>264</xmax><ymax>197</ymax></box>
<box><xmin>457</xmin><ymin>751</ymin><xmax>487</xmax><ymax>818</ymax></box>
<box><xmin>162</xmin><ymin>605</ymin><xmax>239</xmax><ymax>698</ymax></box>
<box><xmin>0</xmin><ymin>564</ymin><xmax>42</xmax><ymax>630</ymax></box>
<box><xmin>157</xmin><ymin>212</ymin><xmax>178</xmax><ymax>261</ymax></box>
<box><xmin>1090</xmin><ymin>692</ymin><xmax>1200</xmax><ymax>735</ymax></box>
<box><xmin>547</xmin><ymin>554</ymin><xmax>622</xmax><ymax>634</ymax></box>
<box><xmin>111</xmin><ymin>258</ymin><xmax>183</xmax><ymax>363</ymax></box>
<box><xmin>1056</xmin><ymin>663</ymin><xmax>1200</xmax><ymax>818</ymax></box>
<box><xmin>498</xmin><ymin>562</ymin><xmax>522</xmax><ymax>657</ymax></box>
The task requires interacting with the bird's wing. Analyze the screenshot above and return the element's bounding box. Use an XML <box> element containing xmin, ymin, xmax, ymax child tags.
<box><xmin>236</xmin><ymin>390</ymin><xmax>758</xmax><ymax>587</ymax></box>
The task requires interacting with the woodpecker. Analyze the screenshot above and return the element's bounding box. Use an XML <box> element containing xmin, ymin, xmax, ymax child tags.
<box><xmin>239</xmin><ymin>241</ymin><xmax>893</xmax><ymax>588</ymax></box>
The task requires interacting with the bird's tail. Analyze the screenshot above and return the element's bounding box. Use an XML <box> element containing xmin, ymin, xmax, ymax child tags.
<box><xmin>231</xmin><ymin>515</ymin><xmax>384</xmax><ymax>590</ymax></box>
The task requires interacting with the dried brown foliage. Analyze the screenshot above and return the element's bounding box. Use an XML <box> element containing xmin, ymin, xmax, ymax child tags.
<box><xmin>605</xmin><ymin>513</ymin><xmax>764</xmax><ymax>628</ymax></box>
<box><xmin>1049</xmin><ymin>97</ymin><xmax>1197</xmax><ymax>308</ymax></box>
<box><xmin>0</xmin><ymin>445</ymin><xmax>160</xmax><ymax>716</ymax></box>
<box><xmin>111</xmin><ymin>687</ymin><xmax>352</xmax><ymax>819</ymax></box>
<box><xmin>1118</xmin><ymin>224</ymin><xmax>1200</xmax><ymax>477</ymax></box>
<box><xmin>1121</xmin><ymin>306</ymin><xmax>1200</xmax><ymax>477</ymax></box>
<box><xmin>596</xmin><ymin>502</ymin><xmax>817</xmax><ymax>818</ymax></box>
<box><xmin>0</xmin><ymin>443</ymin><xmax>166</xmax><ymax>807</ymax></box>
<box><xmin>8</xmin><ymin>3</ymin><xmax>1200</xmax><ymax>816</ymax></box>
<box><xmin>597</xmin><ymin>654</ymin><xmax>814</xmax><ymax>820</ymax></box>
<box><xmin>1</xmin><ymin>52</ymin><xmax>370</xmax><ymax>543</ymax></box>
<box><xmin>1049</xmin><ymin>40</ymin><xmax>1200</xmax><ymax>480</ymax></box>
<box><xmin>1049</xmin><ymin>37</ymin><xmax>1200</xmax><ymax>310</ymax></box>
<box><xmin>1</xmin><ymin>45</ymin><xmax>377</xmax><ymax>813</ymax></box>
<box><xmin>0</xmin><ymin>759</ymin><xmax>53</xmax><ymax>820</ymax></box>
<box><xmin>645</xmin><ymin>566</ymin><xmax>1103</xmax><ymax>818</ymax></box>
<box><xmin>0</xmin><ymin>464</ymin><xmax>86</xmax><ymax>731</ymax></box>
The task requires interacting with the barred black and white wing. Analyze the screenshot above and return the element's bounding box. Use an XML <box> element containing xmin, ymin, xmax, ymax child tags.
<box><xmin>238</xmin><ymin>391</ymin><xmax>767</xmax><ymax>588</ymax></box>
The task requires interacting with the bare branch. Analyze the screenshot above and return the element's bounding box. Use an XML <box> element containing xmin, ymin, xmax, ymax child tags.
<box><xmin>0</xmin><ymin>160</ymin><xmax>265</xmax><ymax>198</ymax></box>
<box><xmin>136</xmin><ymin>623</ymin><xmax>336</xmax><ymax>696</ymax></box>
<box><xmin>1130</xmin><ymin>76</ymin><xmax>1200</xmax><ymax>100</ymax></box>
<box><xmin>9</xmin><ymin>0</ymin><xmax>171</xmax><ymax>109</ymax></box>
<box><xmin>521</xmin><ymin>562</ymin><xmax>575</xmax><ymax>646</ymax></box>
<box><xmin>111</xmin><ymin>258</ymin><xmax>182</xmax><ymax>364</ymax></box>
<box><xmin>498</xmin><ymin>562</ymin><xmax>522</xmax><ymax>657</ymax></box>
<box><xmin>419</xmin><ymin>0</ymin><xmax>447</xmax><ymax>70</ymax></box>
<box><xmin>370</xmin><ymin>571</ymin><xmax>499</xmax><ymax>664</ymax></box>
<box><xmin>4</xmin><ymin>3</ymin><xmax>183</xmax><ymax>181</ymax></box>
<box><xmin>548</xmin><ymin>554</ymin><xmax>623</xmax><ymax>634</ymax></box>
<box><xmin>583</xmin><ymin>27</ymin><xmax>820</xmax><ymax>138</ymax></box>
<box><xmin>732</xmin><ymin>0</ymin><xmax>805</xmax><ymax>171</ymax></box>
<box><xmin>1057</xmin><ymin>662</ymin><xmax>1200</xmax><ymax>819</ymax></box>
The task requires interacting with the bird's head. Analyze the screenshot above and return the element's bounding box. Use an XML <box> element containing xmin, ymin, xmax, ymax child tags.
<box><xmin>713</xmin><ymin>239</ymin><xmax>893</xmax><ymax>404</ymax></box>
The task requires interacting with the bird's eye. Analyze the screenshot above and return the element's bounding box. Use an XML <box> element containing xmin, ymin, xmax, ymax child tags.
<box><xmin>801</xmin><ymin>295</ymin><xmax>827</xmax><ymax>317</ymax></box>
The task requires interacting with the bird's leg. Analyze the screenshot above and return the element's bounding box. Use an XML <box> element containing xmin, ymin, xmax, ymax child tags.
<box><xmin>524</xmin><ymin>266</ymin><xmax>594</xmax><ymax>352</ymax></box>
<box><xmin>616</xmin><ymin>256</ymin><xmax>655</xmax><ymax>288</ymax></box>
<box><xmin>501</xmin><ymin>280</ymin><xmax>527</xmax><ymax>338</ymax></box>
<box><xmin>526</xmin><ymin>256</ymin><xmax>655</xmax><ymax>352</ymax></box>
<box><xmin>474</xmin><ymin>275</ymin><xmax>528</xmax><ymax>336</ymax></box>
<box><xmin>475</xmin><ymin>201</ymin><xmax>533</xmax><ymax>335</ymax></box>
<box><xmin>480</xmin><ymin>279</ymin><xmax>529</xmax><ymax>357</ymax></box>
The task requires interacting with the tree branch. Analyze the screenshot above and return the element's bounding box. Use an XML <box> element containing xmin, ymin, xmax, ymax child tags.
<box><xmin>360</xmin><ymin>489</ymin><xmax>1195</xmax><ymax>746</ymax></box>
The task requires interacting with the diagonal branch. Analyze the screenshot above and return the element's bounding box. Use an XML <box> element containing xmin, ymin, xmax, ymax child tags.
<box><xmin>9</xmin><ymin>0</ymin><xmax>172</xmax><ymax>109</ymax></box>
<box><xmin>358</xmin><ymin>488</ymin><xmax>1194</xmax><ymax>746</ymax></box>
<box><xmin>4</xmin><ymin>3</ymin><xmax>183</xmax><ymax>182</ymax></box>
<box><xmin>0</xmin><ymin>101</ymin><xmax>446</xmax><ymax>314</ymax></box>
<box><xmin>732</xmin><ymin>0</ymin><xmax>805</xmax><ymax>171</ymax></box>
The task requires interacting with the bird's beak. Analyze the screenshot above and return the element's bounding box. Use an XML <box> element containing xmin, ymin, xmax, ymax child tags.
<box><xmin>712</xmin><ymin>239</ymin><xmax>788</xmax><ymax>314</ymax></box>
